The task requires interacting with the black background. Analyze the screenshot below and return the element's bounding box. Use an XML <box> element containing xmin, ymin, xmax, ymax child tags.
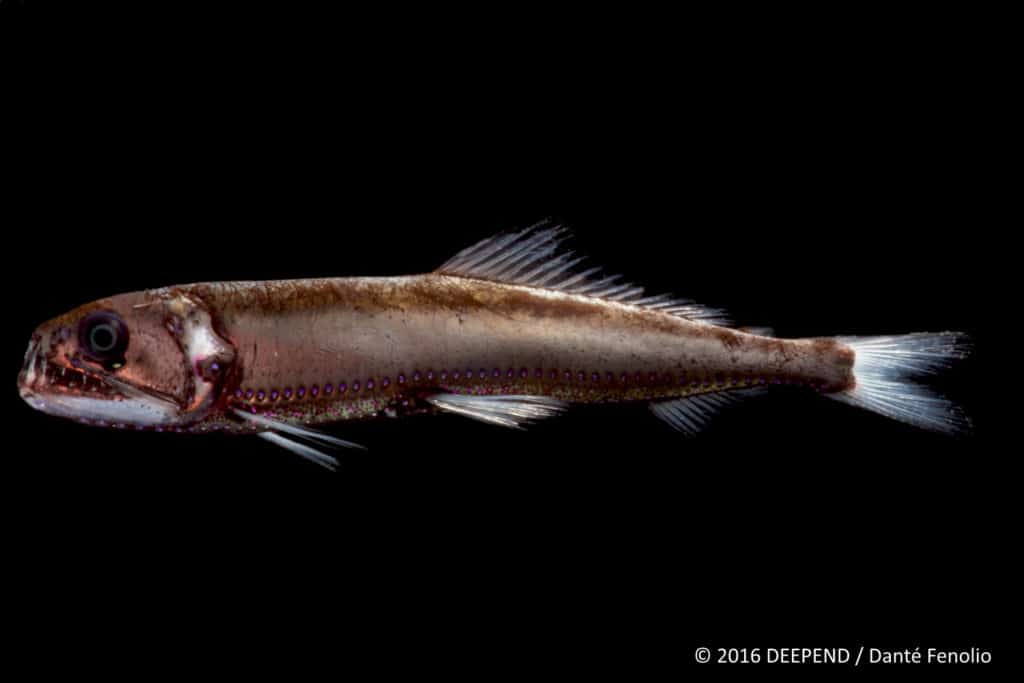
<box><xmin>3</xmin><ymin>6</ymin><xmax>1008</xmax><ymax>677</ymax></box>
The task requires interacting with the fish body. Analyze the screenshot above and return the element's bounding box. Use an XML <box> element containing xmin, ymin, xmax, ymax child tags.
<box><xmin>17</xmin><ymin>224</ymin><xmax>970</xmax><ymax>469</ymax></box>
<box><xmin>174</xmin><ymin>275</ymin><xmax>853</xmax><ymax>431</ymax></box>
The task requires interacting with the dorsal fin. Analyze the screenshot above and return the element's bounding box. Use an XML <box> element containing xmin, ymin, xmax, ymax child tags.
<box><xmin>436</xmin><ymin>221</ymin><xmax>731</xmax><ymax>325</ymax></box>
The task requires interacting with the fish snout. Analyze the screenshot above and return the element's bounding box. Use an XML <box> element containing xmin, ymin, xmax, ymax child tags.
<box><xmin>18</xmin><ymin>337</ymin><xmax>44</xmax><ymax>407</ymax></box>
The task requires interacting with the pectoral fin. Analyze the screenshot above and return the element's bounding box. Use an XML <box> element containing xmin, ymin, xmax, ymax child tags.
<box><xmin>234</xmin><ymin>409</ymin><xmax>365</xmax><ymax>471</ymax></box>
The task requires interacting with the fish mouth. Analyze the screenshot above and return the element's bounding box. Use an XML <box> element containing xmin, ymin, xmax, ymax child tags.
<box><xmin>18</xmin><ymin>340</ymin><xmax>180</xmax><ymax>427</ymax></box>
<box><xmin>21</xmin><ymin>361</ymin><xmax>118</xmax><ymax>401</ymax></box>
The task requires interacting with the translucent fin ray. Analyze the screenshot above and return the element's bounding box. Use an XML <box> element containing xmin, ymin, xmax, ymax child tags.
<box><xmin>437</xmin><ymin>221</ymin><xmax>731</xmax><ymax>325</ymax></box>
<box><xmin>827</xmin><ymin>333</ymin><xmax>972</xmax><ymax>435</ymax></box>
<box><xmin>650</xmin><ymin>388</ymin><xmax>766</xmax><ymax>437</ymax></box>
<box><xmin>258</xmin><ymin>432</ymin><xmax>340</xmax><ymax>471</ymax></box>
<box><xmin>424</xmin><ymin>393</ymin><xmax>569</xmax><ymax>429</ymax></box>
<box><xmin>738</xmin><ymin>326</ymin><xmax>775</xmax><ymax>337</ymax></box>
<box><xmin>235</xmin><ymin>409</ymin><xmax>366</xmax><ymax>470</ymax></box>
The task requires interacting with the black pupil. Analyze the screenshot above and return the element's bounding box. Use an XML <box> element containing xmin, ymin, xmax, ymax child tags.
<box><xmin>90</xmin><ymin>324</ymin><xmax>116</xmax><ymax>352</ymax></box>
<box><xmin>79</xmin><ymin>312</ymin><xmax>128</xmax><ymax>364</ymax></box>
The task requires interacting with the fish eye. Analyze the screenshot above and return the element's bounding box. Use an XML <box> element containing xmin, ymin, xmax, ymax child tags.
<box><xmin>79</xmin><ymin>311</ymin><xmax>129</xmax><ymax>365</ymax></box>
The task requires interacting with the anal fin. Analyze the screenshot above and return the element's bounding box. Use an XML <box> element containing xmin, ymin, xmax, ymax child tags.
<box><xmin>650</xmin><ymin>388</ymin><xmax>766</xmax><ymax>437</ymax></box>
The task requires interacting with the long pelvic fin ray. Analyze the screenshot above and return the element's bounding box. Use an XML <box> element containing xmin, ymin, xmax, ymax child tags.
<box><xmin>437</xmin><ymin>221</ymin><xmax>732</xmax><ymax>326</ymax></box>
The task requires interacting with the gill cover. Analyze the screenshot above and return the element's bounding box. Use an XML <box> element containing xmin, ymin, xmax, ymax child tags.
<box><xmin>159</xmin><ymin>292</ymin><xmax>237</xmax><ymax>421</ymax></box>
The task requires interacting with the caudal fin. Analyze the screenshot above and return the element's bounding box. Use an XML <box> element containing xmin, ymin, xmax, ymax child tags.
<box><xmin>826</xmin><ymin>333</ymin><xmax>972</xmax><ymax>435</ymax></box>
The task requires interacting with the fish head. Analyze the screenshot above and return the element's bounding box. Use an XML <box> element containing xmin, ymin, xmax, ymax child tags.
<box><xmin>18</xmin><ymin>288</ymin><xmax>237</xmax><ymax>429</ymax></box>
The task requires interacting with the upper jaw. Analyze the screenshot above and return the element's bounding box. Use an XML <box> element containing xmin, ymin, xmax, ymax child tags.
<box><xmin>20</xmin><ymin>354</ymin><xmax>122</xmax><ymax>402</ymax></box>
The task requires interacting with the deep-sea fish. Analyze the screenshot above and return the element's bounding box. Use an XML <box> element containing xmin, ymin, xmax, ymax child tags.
<box><xmin>17</xmin><ymin>223</ymin><xmax>971</xmax><ymax>470</ymax></box>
